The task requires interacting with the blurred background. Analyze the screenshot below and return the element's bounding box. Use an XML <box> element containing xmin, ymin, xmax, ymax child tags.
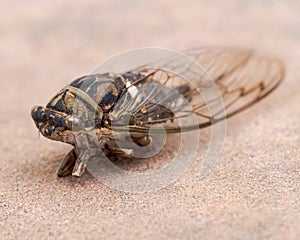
<box><xmin>2</xmin><ymin>0</ymin><xmax>299</xmax><ymax>109</ymax></box>
<box><xmin>1</xmin><ymin>1</ymin><xmax>299</xmax><ymax>239</ymax></box>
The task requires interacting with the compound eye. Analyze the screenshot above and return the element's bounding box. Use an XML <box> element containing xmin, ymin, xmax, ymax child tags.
<box><xmin>44</xmin><ymin>125</ymin><xmax>54</xmax><ymax>136</ymax></box>
<box><xmin>66</xmin><ymin>116</ymin><xmax>83</xmax><ymax>131</ymax></box>
<box><xmin>48</xmin><ymin>115</ymin><xmax>55</xmax><ymax>125</ymax></box>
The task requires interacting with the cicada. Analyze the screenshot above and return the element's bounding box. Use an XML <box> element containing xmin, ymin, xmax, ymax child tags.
<box><xmin>31</xmin><ymin>47</ymin><xmax>285</xmax><ymax>177</ymax></box>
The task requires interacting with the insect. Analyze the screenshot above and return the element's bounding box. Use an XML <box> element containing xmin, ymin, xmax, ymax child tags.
<box><xmin>31</xmin><ymin>47</ymin><xmax>285</xmax><ymax>177</ymax></box>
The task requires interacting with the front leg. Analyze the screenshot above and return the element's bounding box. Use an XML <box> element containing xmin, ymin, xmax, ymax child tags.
<box><xmin>72</xmin><ymin>149</ymin><xmax>98</xmax><ymax>177</ymax></box>
<box><xmin>57</xmin><ymin>147</ymin><xmax>101</xmax><ymax>178</ymax></box>
<box><xmin>72</xmin><ymin>132</ymin><xmax>99</xmax><ymax>177</ymax></box>
<box><xmin>57</xmin><ymin>148</ymin><xmax>77</xmax><ymax>177</ymax></box>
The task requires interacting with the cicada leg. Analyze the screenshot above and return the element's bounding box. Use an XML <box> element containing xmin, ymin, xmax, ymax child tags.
<box><xmin>128</xmin><ymin>134</ymin><xmax>152</xmax><ymax>147</ymax></box>
<box><xmin>72</xmin><ymin>149</ymin><xmax>93</xmax><ymax>177</ymax></box>
<box><xmin>57</xmin><ymin>148</ymin><xmax>77</xmax><ymax>177</ymax></box>
<box><xmin>57</xmin><ymin>148</ymin><xmax>95</xmax><ymax>178</ymax></box>
<box><xmin>104</xmin><ymin>141</ymin><xmax>134</xmax><ymax>158</ymax></box>
<box><xmin>71</xmin><ymin>132</ymin><xmax>99</xmax><ymax>177</ymax></box>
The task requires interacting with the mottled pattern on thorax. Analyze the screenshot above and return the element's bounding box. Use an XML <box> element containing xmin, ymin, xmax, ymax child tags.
<box><xmin>69</xmin><ymin>73</ymin><xmax>126</xmax><ymax>112</ymax></box>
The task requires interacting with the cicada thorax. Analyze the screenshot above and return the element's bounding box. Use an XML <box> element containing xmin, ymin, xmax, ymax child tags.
<box><xmin>45</xmin><ymin>73</ymin><xmax>127</xmax><ymax>129</ymax></box>
<box><xmin>69</xmin><ymin>72</ymin><xmax>128</xmax><ymax>112</ymax></box>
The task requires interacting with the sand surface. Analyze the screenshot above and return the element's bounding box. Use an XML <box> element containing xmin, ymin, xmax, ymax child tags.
<box><xmin>1</xmin><ymin>1</ymin><xmax>299</xmax><ymax>239</ymax></box>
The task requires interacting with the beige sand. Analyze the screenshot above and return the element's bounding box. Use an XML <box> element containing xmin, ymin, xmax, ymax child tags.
<box><xmin>1</xmin><ymin>1</ymin><xmax>299</xmax><ymax>239</ymax></box>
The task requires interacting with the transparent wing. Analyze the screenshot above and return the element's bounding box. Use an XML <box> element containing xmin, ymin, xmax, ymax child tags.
<box><xmin>110</xmin><ymin>47</ymin><xmax>285</xmax><ymax>133</ymax></box>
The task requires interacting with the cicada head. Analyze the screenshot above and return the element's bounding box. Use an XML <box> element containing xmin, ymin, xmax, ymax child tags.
<box><xmin>31</xmin><ymin>86</ymin><xmax>103</xmax><ymax>145</ymax></box>
<box><xmin>31</xmin><ymin>105</ymin><xmax>77</xmax><ymax>144</ymax></box>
